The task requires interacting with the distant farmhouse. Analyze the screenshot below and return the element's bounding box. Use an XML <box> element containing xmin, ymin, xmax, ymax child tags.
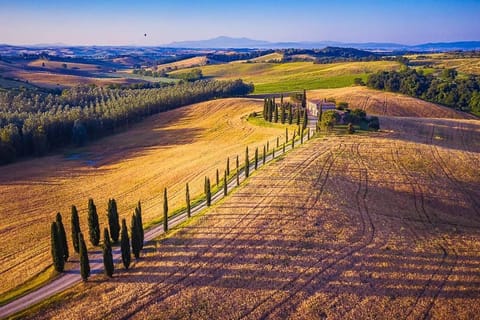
<box><xmin>306</xmin><ymin>99</ymin><xmax>336</xmax><ymax>116</ymax></box>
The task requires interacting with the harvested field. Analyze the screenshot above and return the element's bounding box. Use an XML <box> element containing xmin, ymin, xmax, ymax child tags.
<box><xmin>24</xmin><ymin>116</ymin><xmax>480</xmax><ymax>319</ymax></box>
<box><xmin>308</xmin><ymin>87</ymin><xmax>476</xmax><ymax>119</ymax></box>
<box><xmin>0</xmin><ymin>98</ymin><xmax>288</xmax><ymax>296</ymax></box>
<box><xmin>3</xmin><ymin>70</ymin><xmax>139</xmax><ymax>88</ymax></box>
<box><xmin>27</xmin><ymin>59</ymin><xmax>103</xmax><ymax>72</ymax></box>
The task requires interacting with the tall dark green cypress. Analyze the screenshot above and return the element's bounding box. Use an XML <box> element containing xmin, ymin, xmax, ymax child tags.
<box><xmin>120</xmin><ymin>218</ymin><xmax>131</xmax><ymax>269</ymax></box>
<box><xmin>268</xmin><ymin>99</ymin><xmax>273</xmax><ymax>122</ymax></box>
<box><xmin>292</xmin><ymin>133</ymin><xmax>295</xmax><ymax>149</ymax></box>
<box><xmin>276</xmin><ymin>136</ymin><xmax>279</xmax><ymax>148</ymax></box>
<box><xmin>87</xmin><ymin>198</ymin><xmax>100</xmax><ymax>246</ymax></box>
<box><xmin>131</xmin><ymin>214</ymin><xmax>141</xmax><ymax>259</ymax></box>
<box><xmin>186</xmin><ymin>183</ymin><xmax>191</xmax><ymax>218</ymax></box>
<box><xmin>163</xmin><ymin>188</ymin><xmax>168</xmax><ymax>232</ymax></box>
<box><xmin>56</xmin><ymin>212</ymin><xmax>68</xmax><ymax>262</ymax></box>
<box><xmin>267</xmin><ymin>141</ymin><xmax>269</xmax><ymax>152</ymax></box>
<box><xmin>79</xmin><ymin>232</ymin><xmax>90</xmax><ymax>281</ymax></box>
<box><xmin>135</xmin><ymin>201</ymin><xmax>144</xmax><ymax>250</ymax></box>
<box><xmin>296</xmin><ymin>108</ymin><xmax>301</xmax><ymax>125</ymax></box>
<box><xmin>254</xmin><ymin>147</ymin><xmax>258</xmax><ymax>170</ymax></box>
<box><xmin>274</xmin><ymin>103</ymin><xmax>279</xmax><ymax>123</ymax></box>
<box><xmin>301</xmin><ymin>127</ymin><xmax>304</xmax><ymax>144</ymax></box>
<box><xmin>226</xmin><ymin>157</ymin><xmax>230</xmax><ymax>176</ymax></box>
<box><xmin>263</xmin><ymin>145</ymin><xmax>266</xmax><ymax>165</ymax></box>
<box><xmin>263</xmin><ymin>98</ymin><xmax>267</xmax><ymax>120</ymax></box>
<box><xmin>236</xmin><ymin>155</ymin><xmax>240</xmax><ymax>186</ymax></box>
<box><xmin>71</xmin><ymin>205</ymin><xmax>81</xmax><ymax>253</ymax></box>
<box><xmin>103</xmin><ymin>228</ymin><xmax>114</xmax><ymax>277</ymax></box>
<box><xmin>281</xmin><ymin>104</ymin><xmax>286</xmax><ymax>124</ymax></box>
<box><xmin>303</xmin><ymin>107</ymin><xmax>308</xmax><ymax>129</ymax></box>
<box><xmin>51</xmin><ymin>222</ymin><xmax>64</xmax><ymax>272</ymax></box>
<box><xmin>107</xmin><ymin>198</ymin><xmax>120</xmax><ymax>242</ymax></box>
<box><xmin>206</xmin><ymin>178</ymin><xmax>211</xmax><ymax>206</ymax></box>
<box><xmin>302</xmin><ymin>89</ymin><xmax>307</xmax><ymax>109</ymax></box>
<box><xmin>216</xmin><ymin>169</ymin><xmax>219</xmax><ymax>186</ymax></box>
<box><xmin>285</xmin><ymin>128</ymin><xmax>289</xmax><ymax>143</ymax></box>
<box><xmin>223</xmin><ymin>170</ymin><xmax>227</xmax><ymax>196</ymax></box>
<box><xmin>288</xmin><ymin>104</ymin><xmax>293</xmax><ymax>124</ymax></box>
<box><xmin>245</xmin><ymin>146</ymin><xmax>250</xmax><ymax>178</ymax></box>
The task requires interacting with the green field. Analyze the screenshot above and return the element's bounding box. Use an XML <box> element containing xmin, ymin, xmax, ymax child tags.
<box><xmin>170</xmin><ymin>60</ymin><xmax>401</xmax><ymax>94</ymax></box>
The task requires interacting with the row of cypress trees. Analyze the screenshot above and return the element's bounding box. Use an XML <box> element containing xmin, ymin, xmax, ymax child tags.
<box><xmin>52</xmin><ymin>128</ymin><xmax>313</xmax><ymax>281</ymax></box>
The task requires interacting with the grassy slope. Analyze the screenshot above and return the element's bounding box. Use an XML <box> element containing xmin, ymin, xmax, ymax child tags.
<box><xmin>22</xmin><ymin>116</ymin><xmax>480</xmax><ymax>319</ymax></box>
<box><xmin>0</xmin><ymin>98</ymin><xmax>289</xmax><ymax>297</ymax></box>
<box><xmin>170</xmin><ymin>60</ymin><xmax>401</xmax><ymax>94</ymax></box>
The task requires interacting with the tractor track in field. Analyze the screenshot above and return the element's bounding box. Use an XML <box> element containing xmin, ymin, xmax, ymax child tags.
<box><xmin>115</xmin><ymin>139</ymin><xmax>330</xmax><ymax>319</ymax></box>
<box><xmin>237</xmin><ymin>142</ymin><xmax>380</xmax><ymax>319</ymax></box>
<box><xmin>389</xmin><ymin>144</ymin><xmax>457</xmax><ymax>320</ymax></box>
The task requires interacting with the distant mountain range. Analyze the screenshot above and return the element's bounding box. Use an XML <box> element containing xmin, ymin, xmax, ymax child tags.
<box><xmin>166</xmin><ymin>36</ymin><xmax>480</xmax><ymax>51</ymax></box>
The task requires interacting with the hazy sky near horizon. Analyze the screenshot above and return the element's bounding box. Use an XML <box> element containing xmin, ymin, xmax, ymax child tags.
<box><xmin>1</xmin><ymin>0</ymin><xmax>479</xmax><ymax>45</ymax></box>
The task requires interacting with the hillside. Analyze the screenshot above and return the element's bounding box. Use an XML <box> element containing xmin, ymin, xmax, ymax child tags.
<box><xmin>169</xmin><ymin>60</ymin><xmax>401</xmax><ymax>94</ymax></box>
<box><xmin>154</xmin><ymin>56</ymin><xmax>218</xmax><ymax>72</ymax></box>
<box><xmin>0</xmin><ymin>98</ymin><xmax>288</xmax><ymax>297</ymax></box>
<box><xmin>307</xmin><ymin>87</ymin><xmax>475</xmax><ymax>119</ymax></box>
<box><xmin>22</xmin><ymin>116</ymin><xmax>480</xmax><ymax>319</ymax></box>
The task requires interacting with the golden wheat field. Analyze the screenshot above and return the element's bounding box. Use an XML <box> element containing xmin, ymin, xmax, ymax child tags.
<box><xmin>0</xmin><ymin>98</ymin><xmax>289</xmax><ymax>297</ymax></box>
<box><xmin>308</xmin><ymin>87</ymin><xmax>475</xmax><ymax>119</ymax></box>
<box><xmin>22</xmin><ymin>115</ymin><xmax>480</xmax><ymax>319</ymax></box>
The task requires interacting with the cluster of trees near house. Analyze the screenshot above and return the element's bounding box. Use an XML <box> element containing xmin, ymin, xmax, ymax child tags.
<box><xmin>0</xmin><ymin>79</ymin><xmax>253</xmax><ymax>164</ymax></box>
<box><xmin>367</xmin><ymin>67</ymin><xmax>480</xmax><ymax>115</ymax></box>
<box><xmin>262</xmin><ymin>91</ymin><xmax>308</xmax><ymax>129</ymax></box>
<box><xmin>50</xmin><ymin>198</ymin><xmax>144</xmax><ymax>280</ymax></box>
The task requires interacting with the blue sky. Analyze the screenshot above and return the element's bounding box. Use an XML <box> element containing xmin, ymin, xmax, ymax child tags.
<box><xmin>0</xmin><ymin>0</ymin><xmax>479</xmax><ymax>45</ymax></box>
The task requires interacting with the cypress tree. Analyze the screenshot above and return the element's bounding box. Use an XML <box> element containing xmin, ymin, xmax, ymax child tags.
<box><xmin>285</xmin><ymin>128</ymin><xmax>288</xmax><ymax>143</ymax></box>
<box><xmin>236</xmin><ymin>155</ymin><xmax>240</xmax><ymax>186</ymax></box>
<box><xmin>135</xmin><ymin>201</ymin><xmax>144</xmax><ymax>250</ymax></box>
<box><xmin>131</xmin><ymin>214</ymin><xmax>141</xmax><ymax>259</ymax></box>
<box><xmin>254</xmin><ymin>147</ymin><xmax>258</xmax><ymax>170</ymax></box>
<box><xmin>79</xmin><ymin>232</ymin><xmax>90</xmax><ymax>281</ymax></box>
<box><xmin>280</xmin><ymin>93</ymin><xmax>284</xmax><ymax>105</ymax></box>
<box><xmin>302</xmin><ymin>89</ymin><xmax>307</xmax><ymax>109</ymax></box>
<box><xmin>288</xmin><ymin>104</ymin><xmax>293</xmax><ymax>124</ymax></box>
<box><xmin>301</xmin><ymin>127</ymin><xmax>304</xmax><ymax>144</ymax></box>
<box><xmin>276</xmin><ymin>136</ymin><xmax>279</xmax><ymax>148</ymax></box>
<box><xmin>186</xmin><ymin>183</ymin><xmax>191</xmax><ymax>218</ymax></box>
<box><xmin>223</xmin><ymin>170</ymin><xmax>227</xmax><ymax>196</ymax></box>
<box><xmin>226</xmin><ymin>157</ymin><xmax>230</xmax><ymax>176</ymax></box>
<box><xmin>281</xmin><ymin>104</ymin><xmax>286</xmax><ymax>124</ymax></box>
<box><xmin>263</xmin><ymin>98</ymin><xmax>267</xmax><ymax>120</ymax></box>
<box><xmin>274</xmin><ymin>103</ymin><xmax>279</xmax><ymax>123</ymax></box>
<box><xmin>56</xmin><ymin>212</ymin><xmax>68</xmax><ymax>262</ymax></box>
<box><xmin>107</xmin><ymin>198</ymin><xmax>120</xmax><ymax>243</ymax></box>
<box><xmin>163</xmin><ymin>188</ymin><xmax>168</xmax><ymax>232</ymax></box>
<box><xmin>206</xmin><ymin>178</ymin><xmax>211</xmax><ymax>206</ymax></box>
<box><xmin>292</xmin><ymin>133</ymin><xmax>295</xmax><ymax>149</ymax></box>
<box><xmin>87</xmin><ymin>198</ymin><xmax>100</xmax><ymax>246</ymax></box>
<box><xmin>267</xmin><ymin>141</ymin><xmax>269</xmax><ymax>152</ymax></box>
<box><xmin>263</xmin><ymin>145</ymin><xmax>266</xmax><ymax>164</ymax></box>
<box><xmin>216</xmin><ymin>168</ymin><xmax>219</xmax><ymax>186</ymax></box>
<box><xmin>51</xmin><ymin>222</ymin><xmax>64</xmax><ymax>272</ymax></box>
<box><xmin>103</xmin><ymin>228</ymin><xmax>114</xmax><ymax>277</ymax></box>
<box><xmin>245</xmin><ymin>146</ymin><xmax>250</xmax><ymax>178</ymax></box>
<box><xmin>71</xmin><ymin>205</ymin><xmax>81</xmax><ymax>253</ymax></box>
<box><xmin>120</xmin><ymin>218</ymin><xmax>131</xmax><ymax>269</ymax></box>
<box><xmin>296</xmin><ymin>108</ymin><xmax>301</xmax><ymax>126</ymax></box>
<box><xmin>268</xmin><ymin>99</ymin><xmax>273</xmax><ymax>122</ymax></box>
<box><xmin>303</xmin><ymin>107</ymin><xmax>308</xmax><ymax>129</ymax></box>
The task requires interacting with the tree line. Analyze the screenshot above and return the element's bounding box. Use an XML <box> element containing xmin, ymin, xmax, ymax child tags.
<box><xmin>0</xmin><ymin>79</ymin><xmax>254</xmax><ymax>164</ymax></box>
<box><xmin>262</xmin><ymin>91</ymin><xmax>308</xmax><ymax>130</ymax></box>
<box><xmin>366</xmin><ymin>67</ymin><xmax>480</xmax><ymax>115</ymax></box>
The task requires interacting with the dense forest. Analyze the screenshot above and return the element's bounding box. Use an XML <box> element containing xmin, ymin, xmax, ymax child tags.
<box><xmin>367</xmin><ymin>68</ymin><xmax>480</xmax><ymax>115</ymax></box>
<box><xmin>0</xmin><ymin>79</ymin><xmax>253</xmax><ymax>164</ymax></box>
